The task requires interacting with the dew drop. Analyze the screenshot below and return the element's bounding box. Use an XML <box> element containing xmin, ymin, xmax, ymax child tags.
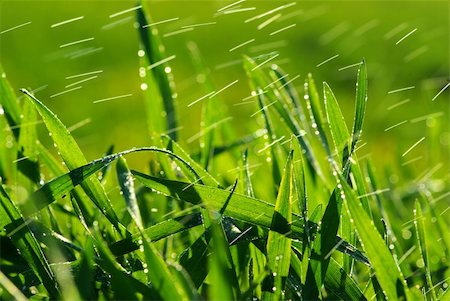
<box><xmin>140</xmin><ymin>83</ymin><xmax>148</xmax><ymax>91</ymax></box>
<box><xmin>138</xmin><ymin>50</ymin><xmax>145</xmax><ymax>57</ymax></box>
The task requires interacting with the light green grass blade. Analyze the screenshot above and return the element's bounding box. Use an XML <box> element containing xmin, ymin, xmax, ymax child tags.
<box><xmin>263</xmin><ymin>151</ymin><xmax>293</xmax><ymax>301</ymax></box>
<box><xmin>324</xmin><ymin>82</ymin><xmax>350</xmax><ymax>163</ymax></box>
<box><xmin>324</xmin><ymin>257</ymin><xmax>367</xmax><ymax>300</ymax></box>
<box><xmin>20</xmin><ymin>89</ymin><xmax>123</xmax><ymax>233</ymax></box>
<box><xmin>0</xmin><ymin>184</ymin><xmax>60</xmax><ymax>297</ymax></box>
<box><xmin>351</xmin><ymin>59</ymin><xmax>367</xmax><ymax>152</ymax></box>
<box><xmin>136</xmin><ymin>4</ymin><xmax>178</xmax><ymax>140</ymax></box>
<box><xmin>116</xmin><ymin>157</ymin><xmax>143</xmax><ymax>230</ymax></box>
<box><xmin>339</xmin><ymin>175</ymin><xmax>411</xmax><ymax>300</ymax></box>
<box><xmin>139</xmin><ymin>229</ymin><xmax>190</xmax><ymax>301</ymax></box>
<box><xmin>0</xmin><ymin>64</ymin><xmax>21</xmax><ymax>138</ymax></box>
<box><xmin>0</xmin><ymin>270</ymin><xmax>28</xmax><ymax>301</ymax></box>
<box><xmin>132</xmin><ymin>170</ymin><xmax>305</xmax><ymax>238</ymax></box>
<box><xmin>110</xmin><ymin>211</ymin><xmax>202</xmax><ymax>256</ymax></box>
<box><xmin>414</xmin><ymin>200</ymin><xmax>438</xmax><ymax>301</ymax></box>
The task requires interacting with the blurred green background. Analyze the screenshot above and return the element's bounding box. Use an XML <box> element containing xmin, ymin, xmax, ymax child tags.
<box><xmin>1</xmin><ymin>0</ymin><xmax>449</xmax><ymax>176</ymax></box>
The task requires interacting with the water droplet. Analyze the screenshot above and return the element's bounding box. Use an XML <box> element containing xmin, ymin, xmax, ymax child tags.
<box><xmin>272</xmin><ymin>287</ymin><xmax>277</xmax><ymax>292</ymax></box>
<box><xmin>140</xmin><ymin>83</ymin><xmax>148</xmax><ymax>91</ymax></box>
<box><xmin>164</xmin><ymin>66</ymin><xmax>171</xmax><ymax>74</ymax></box>
<box><xmin>138</xmin><ymin>50</ymin><xmax>145</xmax><ymax>57</ymax></box>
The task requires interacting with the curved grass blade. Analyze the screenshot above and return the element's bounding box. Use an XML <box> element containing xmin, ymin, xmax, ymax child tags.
<box><xmin>110</xmin><ymin>212</ymin><xmax>203</xmax><ymax>257</ymax></box>
<box><xmin>339</xmin><ymin>175</ymin><xmax>411</xmax><ymax>300</ymax></box>
<box><xmin>116</xmin><ymin>157</ymin><xmax>143</xmax><ymax>230</ymax></box>
<box><xmin>131</xmin><ymin>170</ymin><xmax>369</xmax><ymax>265</ymax></box>
<box><xmin>263</xmin><ymin>151</ymin><xmax>293</xmax><ymax>301</ymax></box>
<box><xmin>0</xmin><ymin>270</ymin><xmax>28</xmax><ymax>301</ymax></box>
<box><xmin>0</xmin><ymin>184</ymin><xmax>60</xmax><ymax>297</ymax></box>
<box><xmin>136</xmin><ymin>3</ymin><xmax>178</xmax><ymax>140</ymax></box>
<box><xmin>351</xmin><ymin>59</ymin><xmax>367</xmax><ymax>153</ymax></box>
<box><xmin>414</xmin><ymin>200</ymin><xmax>438</xmax><ymax>301</ymax></box>
<box><xmin>20</xmin><ymin>89</ymin><xmax>123</xmax><ymax>233</ymax></box>
<box><xmin>325</xmin><ymin>257</ymin><xmax>367</xmax><ymax>300</ymax></box>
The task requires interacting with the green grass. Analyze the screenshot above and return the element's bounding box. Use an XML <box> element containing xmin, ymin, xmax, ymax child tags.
<box><xmin>0</xmin><ymin>2</ymin><xmax>449</xmax><ymax>301</ymax></box>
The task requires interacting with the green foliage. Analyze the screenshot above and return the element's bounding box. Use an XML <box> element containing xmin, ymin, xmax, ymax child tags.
<box><xmin>0</xmin><ymin>4</ymin><xmax>448</xmax><ymax>301</ymax></box>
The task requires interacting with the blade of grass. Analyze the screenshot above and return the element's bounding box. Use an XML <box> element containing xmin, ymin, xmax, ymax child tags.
<box><xmin>263</xmin><ymin>151</ymin><xmax>293</xmax><ymax>301</ymax></box>
<box><xmin>351</xmin><ymin>59</ymin><xmax>367</xmax><ymax>153</ymax></box>
<box><xmin>20</xmin><ymin>89</ymin><xmax>124</xmax><ymax>234</ymax></box>
<box><xmin>414</xmin><ymin>200</ymin><xmax>438</xmax><ymax>301</ymax></box>
<box><xmin>339</xmin><ymin>174</ymin><xmax>412</xmax><ymax>300</ymax></box>
<box><xmin>136</xmin><ymin>3</ymin><xmax>178</xmax><ymax>140</ymax></box>
<box><xmin>116</xmin><ymin>157</ymin><xmax>143</xmax><ymax>230</ymax></box>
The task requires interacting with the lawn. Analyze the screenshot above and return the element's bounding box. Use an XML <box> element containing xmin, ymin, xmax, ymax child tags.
<box><xmin>0</xmin><ymin>1</ymin><xmax>449</xmax><ymax>300</ymax></box>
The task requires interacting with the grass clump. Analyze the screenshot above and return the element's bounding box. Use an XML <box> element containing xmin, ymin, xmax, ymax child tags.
<box><xmin>0</xmin><ymin>3</ymin><xmax>448</xmax><ymax>301</ymax></box>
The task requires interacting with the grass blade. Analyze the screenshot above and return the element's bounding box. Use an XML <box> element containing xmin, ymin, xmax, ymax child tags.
<box><xmin>263</xmin><ymin>151</ymin><xmax>293</xmax><ymax>300</ymax></box>
<box><xmin>339</xmin><ymin>174</ymin><xmax>411</xmax><ymax>300</ymax></box>
<box><xmin>351</xmin><ymin>59</ymin><xmax>367</xmax><ymax>152</ymax></box>
<box><xmin>414</xmin><ymin>200</ymin><xmax>438</xmax><ymax>301</ymax></box>
<box><xmin>116</xmin><ymin>157</ymin><xmax>143</xmax><ymax>230</ymax></box>
<box><xmin>20</xmin><ymin>89</ymin><xmax>123</xmax><ymax>233</ymax></box>
<box><xmin>136</xmin><ymin>3</ymin><xmax>178</xmax><ymax>140</ymax></box>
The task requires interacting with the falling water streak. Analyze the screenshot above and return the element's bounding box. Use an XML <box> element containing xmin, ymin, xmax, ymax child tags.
<box><xmin>432</xmin><ymin>82</ymin><xmax>450</xmax><ymax>101</ymax></box>
<box><xmin>65</xmin><ymin>75</ymin><xmax>98</xmax><ymax>88</ymax></box>
<box><xmin>66</xmin><ymin>70</ymin><xmax>103</xmax><ymax>79</ymax></box>
<box><xmin>410</xmin><ymin>112</ymin><xmax>444</xmax><ymax>123</ymax></box>
<box><xmin>147</xmin><ymin>55</ymin><xmax>176</xmax><ymax>70</ymax></box>
<box><xmin>209</xmin><ymin>80</ymin><xmax>239</xmax><ymax>98</ymax></box>
<box><xmin>233</xmin><ymin>100</ymin><xmax>255</xmax><ymax>106</ymax></box>
<box><xmin>50</xmin><ymin>86</ymin><xmax>83</xmax><ymax>98</ymax></box>
<box><xmin>439</xmin><ymin>207</ymin><xmax>450</xmax><ymax>216</ymax></box>
<box><xmin>181</xmin><ymin>176</ymin><xmax>206</xmax><ymax>191</ymax></box>
<box><xmin>214</xmin><ymin>59</ymin><xmax>242</xmax><ymax>70</ymax></box>
<box><xmin>187</xmin><ymin>91</ymin><xmax>215</xmax><ymax>107</ymax></box>
<box><xmin>229</xmin><ymin>38</ymin><xmax>255</xmax><ymax>52</ymax></box>
<box><xmin>250</xmin><ymin>100</ymin><xmax>277</xmax><ymax>117</ymax></box>
<box><xmin>222</xmin><ymin>7</ymin><xmax>256</xmax><ymax>14</ymax></box>
<box><xmin>257</xmin><ymin>14</ymin><xmax>282</xmax><ymax>30</ymax></box>
<box><xmin>257</xmin><ymin>136</ymin><xmax>286</xmax><ymax>153</ymax></box>
<box><xmin>142</xmin><ymin>17</ymin><xmax>180</xmax><ymax>28</ymax></box>
<box><xmin>251</xmin><ymin>53</ymin><xmax>280</xmax><ymax>70</ymax></box>
<box><xmin>384</xmin><ymin>120</ymin><xmax>408</xmax><ymax>132</ymax></box>
<box><xmin>316</xmin><ymin>54</ymin><xmax>339</xmax><ymax>67</ymax></box>
<box><xmin>277</xmin><ymin>9</ymin><xmax>303</xmax><ymax>22</ymax></box>
<box><xmin>415</xmin><ymin>163</ymin><xmax>443</xmax><ymax>183</ymax></box>
<box><xmin>217</xmin><ymin>0</ymin><xmax>245</xmax><ymax>12</ymax></box>
<box><xmin>395</xmin><ymin>28</ymin><xmax>417</xmax><ymax>45</ymax></box>
<box><xmin>181</xmin><ymin>22</ymin><xmax>217</xmax><ymax>29</ymax></box>
<box><xmin>245</xmin><ymin>2</ymin><xmax>296</xmax><ymax>23</ymax></box>
<box><xmin>163</xmin><ymin>28</ymin><xmax>194</xmax><ymax>37</ymax></box>
<box><xmin>401</xmin><ymin>156</ymin><xmax>422</xmax><ymax>166</ymax></box>
<box><xmin>164</xmin><ymin>126</ymin><xmax>184</xmax><ymax>135</ymax></box>
<box><xmin>354</xmin><ymin>19</ymin><xmax>379</xmax><ymax>36</ymax></box>
<box><xmin>387</xmin><ymin>86</ymin><xmax>415</xmax><ymax>94</ymax></box>
<box><xmin>51</xmin><ymin>16</ymin><xmax>84</xmax><ymax>28</ymax></box>
<box><xmin>431</xmin><ymin>191</ymin><xmax>450</xmax><ymax>204</ymax></box>
<box><xmin>279</xmin><ymin>74</ymin><xmax>300</xmax><ymax>88</ymax></box>
<box><xmin>402</xmin><ymin>137</ymin><xmax>425</xmax><ymax>157</ymax></box>
<box><xmin>338</xmin><ymin>62</ymin><xmax>362</xmax><ymax>71</ymax></box>
<box><xmin>0</xmin><ymin>21</ymin><xmax>32</xmax><ymax>34</ymax></box>
<box><xmin>357</xmin><ymin>188</ymin><xmax>390</xmax><ymax>199</ymax></box>
<box><xmin>387</xmin><ymin>99</ymin><xmax>411</xmax><ymax>110</ymax></box>
<box><xmin>5</xmin><ymin>121</ymin><xmax>44</xmax><ymax>131</ymax></box>
<box><xmin>398</xmin><ymin>245</ymin><xmax>416</xmax><ymax>264</ymax></box>
<box><xmin>93</xmin><ymin>93</ymin><xmax>133</xmax><ymax>104</ymax></box>
<box><xmin>229</xmin><ymin>227</ymin><xmax>254</xmax><ymax>245</ymax></box>
<box><xmin>59</xmin><ymin>37</ymin><xmax>94</xmax><ymax>48</ymax></box>
<box><xmin>384</xmin><ymin>22</ymin><xmax>408</xmax><ymax>40</ymax></box>
<box><xmin>109</xmin><ymin>5</ymin><xmax>142</xmax><ymax>18</ymax></box>
<box><xmin>69</xmin><ymin>47</ymin><xmax>103</xmax><ymax>60</ymax></box>
<box><xmin>270</xmin><ymin>24</ymin><xmax>296</xmax><ymax>36</ymax></box>
<box><xmin>12</xmin><ymin>156</ymin><xmax>30</xmax><ymax>164</ymax></box>
<box><xmin>187</xmin><ymin>117</ymin><xmax>233</xmax><ymax>143</ymax></box>
<box><xmin>227</xmin><ymin>163</ymin><xmax>261</xmax><ymax>173</ymax></box>
<box><xmin>102</xmin><ymin>16</ymin><xmax>133</xmax><ymax>30</ymax></box>
<box><xmin>264</xmin><ymin>73</ymin><xmax>289</xmax><ymax>89</ymax></box>
<box><xmin>68</xmin><ymin>118</ymin><xmax>92</xmax><ymax>132</ymax></box>
<box><xmin>242</xmin><ymin>90</ymin><xmax>266</xmax><ymax>101</ymax></box>
<box><xmin>324</xmin><ymin>239</ymin><xmax>344</xmax><ymax>260</ymax></box>
<box><xmin>404</xmin><ymin>46</ymin><xmax>428</xmax><ymax>62</ymax></box>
